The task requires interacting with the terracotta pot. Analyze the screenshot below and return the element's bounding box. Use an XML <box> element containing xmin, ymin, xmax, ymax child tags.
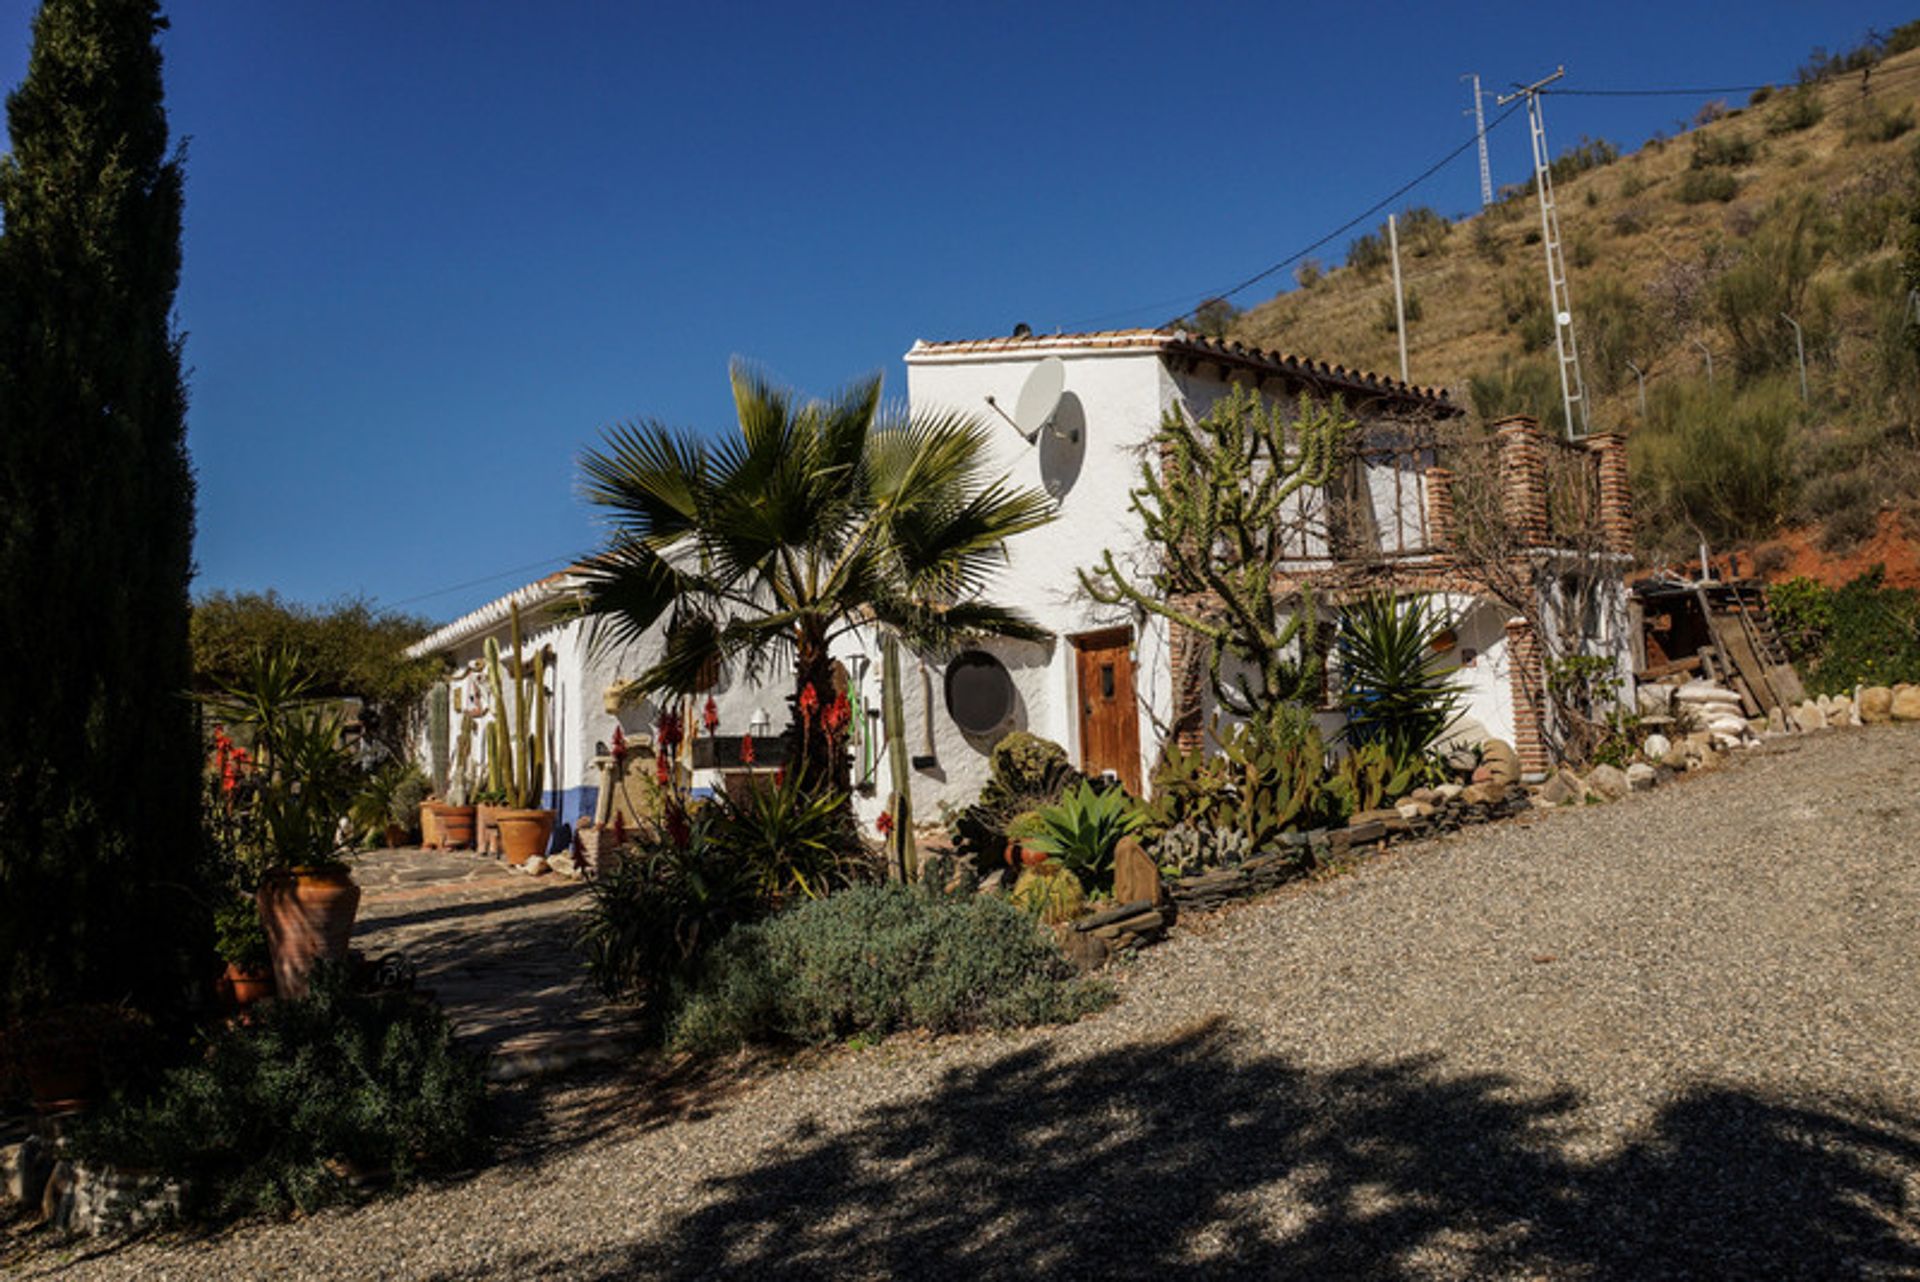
<box><xmin>257</xmin><ymin>867</ymin><xmax>361</xmax><ymax>1000</ymax></box>
<box><xmin>477</xmin><ymin>803</ymin><xmax>506</xmax><ymax>856</ymax></box>
<box><xmin>432</xmin><ymin>803</ymin><xmax>475</xmax><ymax>849</ymax></box>
<box><xmin>219</xmin><ymin>961</ymin><xmax>275</xmax><ymax>1011</ymax></box>
<box><xmin>383</xmin><ymin>822</ymin><xmax>408</xmax><ymax>849</ymax></box>
<box><xmin>21</xmin><ymin>1044</ymin><xmax>100</xmax><ymax>1115</ymax></box>
<box><xmin>419</xmin><ymin>801</ymin><xmax>441</xmax><ymax>849</ymax></box>
<box><xmin>496</xmin><ymin>808</ymin><xmax>557</xmax><ymax>865</ymax></box>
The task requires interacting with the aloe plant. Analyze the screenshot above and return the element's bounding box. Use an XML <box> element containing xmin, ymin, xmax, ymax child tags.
<box><xmin>483</xmin><ymin>603</ymin><xmax>549</xmax><ymax>810</ymax></box>
<box><xmin>1021</xmin><ymin>781</ymin><xmax>1144</xmax><ymax>892</ymax></box>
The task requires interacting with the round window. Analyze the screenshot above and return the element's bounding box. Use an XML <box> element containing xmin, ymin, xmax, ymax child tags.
<box><xmin>944</xmin><ymin>650</ymin><xmax>1016</xmax><ymax>736</ymax></box>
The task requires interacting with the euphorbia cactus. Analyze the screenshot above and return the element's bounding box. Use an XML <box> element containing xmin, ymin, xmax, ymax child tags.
<box><xmin>484</xmin><ymin>603</ymin><xmax>549</xmax><ymax>810</ymax></box>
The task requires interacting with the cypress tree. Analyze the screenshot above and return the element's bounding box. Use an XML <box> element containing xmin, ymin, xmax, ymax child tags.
<box><xmin>0</xmin><ymin>0</ymin><xmax>200</xmax><ymax>1017</ymax></box>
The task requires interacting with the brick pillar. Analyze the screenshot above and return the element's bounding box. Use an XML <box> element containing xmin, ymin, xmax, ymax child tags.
<box><xmin>1167</xmin><ymin>593</ymin><xmax>1211</xmax><ymax>752</ymax></box>
<box><xmin>1587</xmin><ymin>432</ymin><xmax>1634</xmax><ymax>557</ymax></box>
<box><xmin>1424</xmin><ymin>465</ymin><xmax>1455</xmax><ymax>552</ymax></box>
<box><xmin>1493</xmin><ymin>415</ymin><xmax>1549</xmax><ymax>547</ymax></box>
<box><xmin>1504</xmin><ymin>616</ymin><xmax>1551</xmax><ymax>779</ymax></box>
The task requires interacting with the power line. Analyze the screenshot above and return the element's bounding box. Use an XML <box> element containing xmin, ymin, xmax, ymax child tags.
<box><xmin>382</xmin><ymin>551</ymin><xmax>584</xmax><ymax>610</ymax></box>
<box><xmin>1060</xmin><ymin>96</ymin><xmax>1527</xmax><ymax>331</ymax></box>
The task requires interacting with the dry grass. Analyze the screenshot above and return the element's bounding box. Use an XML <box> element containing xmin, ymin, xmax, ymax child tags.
<box><xmin>1231</xmin><ymin>46</ymin><xmax>1920</xmax><ymax>432</ymax></box>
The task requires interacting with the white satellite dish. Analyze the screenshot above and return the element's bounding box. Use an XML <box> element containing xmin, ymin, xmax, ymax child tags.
<box><xmin>1010</xmin><ymin>356</ymin><xmax>1066</xmax><ymax>444</ymax></box>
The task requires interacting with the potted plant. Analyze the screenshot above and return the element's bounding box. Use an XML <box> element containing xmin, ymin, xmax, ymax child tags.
<box><xmin>203</xmin><ymin>648</ymin><xmax>364</xmax><ymax>1000</ymax></box>
<box><xmin>1005</xmin><ymin>809</ymin><xmax>1049</xmax><ymax>869</ymax></box>
<box><xmin>350</xmin><ymin>761</ymin><xmax>413</xmax><ymax>849</ymax></box>
<box><xmin>390</xmin><ymin>766</ymin><xmax>432</xmax><ymax>847</ymax></box>
<box><xmin>431</xmin><ymin>710</ymin><xmax>478</xmax><ymax>849</ymax></box>
<box><xmin>212</xmin><ymin>894</ymin><xmax>275</xmax><ymax>1010</ymax></box>
<box><xmin>486</xmin><ymin>604</ymin><xmax>557</xmax><ymax>865</ymax></box>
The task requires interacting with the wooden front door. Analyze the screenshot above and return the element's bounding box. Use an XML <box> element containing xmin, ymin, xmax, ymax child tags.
<box><xmin>1074</xmin><ymin>629</ymin><xmax>1141</xmax><ymax>794</ymax></box>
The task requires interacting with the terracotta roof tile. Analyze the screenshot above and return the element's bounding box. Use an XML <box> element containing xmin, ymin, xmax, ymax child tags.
<box><xmin>907</xmin><ymin>327</ymin><xmax>1459</xmax><ymax>414</ymax></box>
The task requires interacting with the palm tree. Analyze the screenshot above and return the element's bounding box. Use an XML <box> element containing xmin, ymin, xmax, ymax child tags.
<box><xmin>576</xmin><ymin>362</ymin><xmax>1056</xmax><ymax>792</ymax></box>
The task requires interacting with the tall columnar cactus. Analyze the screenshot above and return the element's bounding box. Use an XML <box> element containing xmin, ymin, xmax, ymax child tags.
<box><xmin>428</xmin><ymin>680</ymin><xmax>451</xmax><ymax>796</ymax></box>
<box><xmin>484</xmin><ymin>603</ymin><xmax>549</xmax><ymax>810</ymax></box>
<box><xmin>448</xmin><ymin>707</ymin><xmax>477</xmax><ymax>807</ymax></box>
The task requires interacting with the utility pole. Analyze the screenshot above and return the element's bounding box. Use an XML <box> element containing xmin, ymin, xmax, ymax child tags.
<box><xmin>1388</xmin><ymin>213</ymin><xmax>1410</xmax><ymax>382</ymax></box>
<box><xmin>1626</xmin><ymin>359</ymin><xmax>1647</xmax><ymax>420</ymax></box>
<box><xmin>1692</xmin><ymin>337</ymin><xmax>1715</xmax><ymax>387</ymax></box>
<box><xmin>1463</xmin><ymin>73</ymin><xmax>1494</xmax><ymax>208</ymax></box>
<box><xmin>1498</xmin><ymin>67</ymin><xmax>1590</xmax><ymax>439</ymax></box>
<box><xmin>1780</xmin><ymin>313</ymin><xmax>1808</xmax><ymax>405</ymax></box>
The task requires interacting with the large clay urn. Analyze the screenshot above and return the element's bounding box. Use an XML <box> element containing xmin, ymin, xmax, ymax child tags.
<box><xmin>476</xmin><ymin>802</ymin><xmax>506</xmax><ymax>856</ymax></box>
<box><xmin>257</xmin><ymin>867</ymin><xmax>361</xmax><ymax>999</ymax></box>
<box><xmin>432</xmin><ymin>802</ymin><xmax>476</xmax><ymax>849</ymax></box>
<box><xmin>496</xmin><ymin>808</ymin><xmax>556</xmax><ymax>866</ymax></box>
<box><xmin>419</xmin><ymin>801</ymin><xmax>442</xmax><ymax>849</ymax></box>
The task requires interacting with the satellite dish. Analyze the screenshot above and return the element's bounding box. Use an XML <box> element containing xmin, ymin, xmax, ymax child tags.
<box><xmin>1011</xmin><ymin>357</ymin><xmax>1066</xmax><ymax>444</ymax></box>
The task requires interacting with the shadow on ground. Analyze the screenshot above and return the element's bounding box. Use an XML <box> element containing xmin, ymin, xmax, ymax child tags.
<box><xmin>439</xmin><ymin>1017</ymin><xmax>1920</xmax><ymax>1280</ymax></box>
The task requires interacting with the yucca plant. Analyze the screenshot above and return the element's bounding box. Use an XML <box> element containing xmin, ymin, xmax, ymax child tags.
<box><xmin>1335</xmin><ymin>593</ymin><xmax>1465</xmax><ymax>776</ymax></box>
<box><xmin>712</xmin><ymin>773</ymin><xmax>865</xmax><ymax>904</ymax></box>
<box><xmin>1021</xmin><ymin>781</ymin><xmax>1144</xmax><ymax>893</ymax></box>
<box><xmin>576</xmin><ymin>362</ymin><xmax>1056</xmax><ymax>794</ymax></box>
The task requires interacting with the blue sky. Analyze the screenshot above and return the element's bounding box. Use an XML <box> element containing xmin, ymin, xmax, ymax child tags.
<box><xmin>2</xmin><ymin>2</ymin><xmax>1912</xmax><ymax>621</ymax></box>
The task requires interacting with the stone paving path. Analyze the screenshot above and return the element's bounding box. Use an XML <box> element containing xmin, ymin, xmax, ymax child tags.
<box><xmin>351</xmin><ymin>848</ymin><xmax>640</xmax><ymax>1078</ymax></box>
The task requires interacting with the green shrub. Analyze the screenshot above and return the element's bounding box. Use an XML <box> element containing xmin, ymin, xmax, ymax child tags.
<box><xmin>668</xmin><ymin>884</ymin><xmax>1110</xmax><ymax>1052</ymax></box>
<box><xmin>1619</xmin><ymin>169</ymin><xmax>1649</xmax><ymax>199</ymax></box>
<box><xmin>1020</xmin><ymin>780</ymin><xmax>1143</xmax><ymax>892</ymax></box>
<box><xmin>70</xmin><ymin>966</ymin><xmax>487</xmax><ymax>1221</ymax></box>
<box><xmin>1691</xmin><ymin>130</ymin><xmax>1756</xmax><ymax>169</ymax></box>
<box><xmin>1472</xmin><ymin>219</ymin><xmax>1504</xmax><ymax>264</ymax></box>
<box><xmin>1713</xmin><ymin>194</ymin><xmax>1828</xmax><ymax>377</ymax></box>
<box><xmin>1768</xmin><ymin>570</ymin><xmax>1920</xmax><ymax>693</ymax></box>
<box><xmin>1766</xmin><ymin>86</ymin><xmax>1825</xmax><ymax>135</ymax></box>
<box><xmin>1847</xmin><ymin>103</ymin><xmax>1916</xmax><ymax>146</ymax></box>
<box><xmin>578</xmin><ymin>816</ymin><xmax>764</xmax><ymax>1006</ymax></box>
<box><xmin>1630</xmin><ymin>377</ymin><xmax>1800</xmax><ymax>545</ymax></box>
<box><xmin>1347</xmin><ymin>230</ymin><xmax>1390</xmax><ymax>274</ymax></box>
<box><xmin>1820</xmin><ymin>504</ymin><xmax>1878</xmax><ymax>552</ymax></box>
<box><xmin>1578</xmin><ymin>274</ymin><xmax>1655</xmax><ymax>395</ymax></box>
<box><xmin>1468</xmin><ymin>357</ymin><xmax>1566</xmax><ymax>437</ymax></box>
<box><xmin>1802</xmin><ymin>469</ymin><xmax>1872</xmax><ymax>520</ymax></box>
<box><xmin>1889</xmin><ymin>19</ymin><xmax>1920</xmax><ymax>56</ymax></box>
<box><xmin>711</xmin><ymin>773</ymin><xmax>867</xmax><ymax>903</ymax></box>
<box><xmin>1379</xmin><ymin>287</ymin><xmax>1423</xmax><ymax>334</ymax></box>
<box><xmin>1335</xmin><ymin>594</ymin><xmax>1464</xmax><ymax>776</ymax></box>
<box><xmin>1677</xmin><ymin>170</ymin><xmax>1740</xmax><ymax>204</ymax></box>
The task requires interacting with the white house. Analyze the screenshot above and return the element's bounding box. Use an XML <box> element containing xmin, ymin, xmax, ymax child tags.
<box><xmin>405</xmin><ymin>326</ymin><xmax>1635</xmax><ymax>845</ymax></box>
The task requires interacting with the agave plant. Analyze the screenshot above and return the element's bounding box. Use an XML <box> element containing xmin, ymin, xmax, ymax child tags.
<box><xmin>1020</xmin><ymin>781</ymin><xmax>1144</xmax><ymax>892</ymax></box>
<box><xmin>575</xmin><ymin>363</ymin><xmax>1056</xmax><ymax>794</ymax></box>
<box><xmin>1335</xmin><ymin>593</ymin><xmax>1465</xmax><ymax>775</ymax></box>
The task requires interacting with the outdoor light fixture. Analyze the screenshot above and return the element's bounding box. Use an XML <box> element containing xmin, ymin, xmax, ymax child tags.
<box><xmin>748</xmin><ymin>707</ymin><xmax>772</xmax><ymax>738</ymax></box>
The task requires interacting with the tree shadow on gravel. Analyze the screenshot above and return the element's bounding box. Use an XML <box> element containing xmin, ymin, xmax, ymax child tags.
<box><xmin>431</xmin><ymin>1016</ymin><xmax>1920</xmax><ymax>1281</ymax></box>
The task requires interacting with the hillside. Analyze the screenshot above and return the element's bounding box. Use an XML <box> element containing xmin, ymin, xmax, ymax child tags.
<box><xmin>1222</xmin><ymin>34</ymin><xmax>1920</xmax><ymax>575</ymax></box>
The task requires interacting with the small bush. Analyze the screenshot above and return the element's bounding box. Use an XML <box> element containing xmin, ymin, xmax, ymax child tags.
<box><xmin>668</xmin><ymin>884</ymin><xmax>1111</xmax><ymax>1053</ymax></box>
<box><xmin>946</xmin><ymin>732</ymin><xmax>1082</xmax><ymax>872</ymax></box>
<box><xmin>1769</xmin><ymin>569</ymin><xmax>1920</xmax><ymax>693</ymax></box>
<box><xmin>1379</xmin><ymin>287</ymin><xmax>1423</xmax><ymax>334</ymax></box>
<box><xmin>1472</xmin><ymin>219</ymin><xmax>1504</xmax><ymax>264</ymax></box>
<box><xmin>1847</xmin><ymin>103</ymin><xmax>1916</xmax><ymax>146</ymax></box>
<box><xmin>1803</xmin><ymin>469</ymin><xmax>1871</xmax><ymax>519</ymax></box>
<box><xmin>1294</xmin><ymin>257</ymin><xmax>1323</xmax><ymax>289</ymax></box>
<box><xmin>1010</xmin><ymin>864</ymin><xmax>1087</xmax><ymax>924</ymax></box>
<box><xmin>1691</xmin><ymin>131</ymin><xmax>1756</xmax><ymax>169</ymax></box>
<box><xmin>1630</xmin><ymin>377</ymin><xmax>1800</xmax><ymax>545</ymax></box>
<box><xmin>70</xmin><ymin>966</ymin><xmax>488</xmax><ymax>1221</ymax></box>
<box><xmin>1820</xmin><ymin>504</ymin><xmax>1878</xmax><ymax>552</ymax></box>
<box><xmin>1619</xmin><ymin>170</ymin><xmax>1649</xmax><ymax>199</ymax></box>
<box><xmin>1570</xmin><ymin>231</ymin><xmax>1597</xmax><ymax>268</ymax></box>
<box><xmin>1677</xmin><ymin>170</ymin><xmax>1740</xmax><ymax>204</ymax></box>
<box><xmin>1767</xmin><ymin>87</ymin><xmax>1826</xmax><ymax>135</ymax></box>
<box><xmin>1347</xmin><ymin>231</ymin><xmax>1390</xmax><ymax>274</ymax></box>
<box><xmin>1749</xmin><ymin>85</ymin><xmax>1776</xmax><ymax>106</ymax></box>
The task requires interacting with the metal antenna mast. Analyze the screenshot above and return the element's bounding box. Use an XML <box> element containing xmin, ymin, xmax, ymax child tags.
<box><xmin>1498</xmin><ymin>67</ymin><xmax>1589</xmax><ymax>439</ymax></box>
<box><xmin>1463</xmin><ymin>73</ymin><xmax>1493</xmax><ymax>208</ymax></box>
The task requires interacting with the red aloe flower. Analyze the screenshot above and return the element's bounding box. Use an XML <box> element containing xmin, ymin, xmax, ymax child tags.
<box><xmin>875</xmin><ymin>809</ymin><xmax>894</xmax><ymax>838</ymax></box>
<box><xmin>740</xmin><ymin>732</ymin><xmax>756</xmax><ymax>766</ymax></box>
<box><xmin>824</xmin><ymin>691</ymin><xmax>851</xmax><ymax>743</ymax></box>
<box><xmin>797</xmin><ymin>683</ymin><xmax>819</xmax><ymax>725</ymax></box>
<box><xmin>655</xmin><ymin>753</ymin><xmax>671</xmax><ymax>785</ymax></box>
<box><xmin>702</xmin><ymin>696</ymin><xmax>719</xmax><ymax>735</ymax></box>
<box><xmin>657</xmin><ymin>709</ymin><xmax>683</xmax><ymax>753</ymax></box>
<box><xmin>610</xmin><ymin>724</ymin><xmax>627</xmax><ymax>764</ymax></box>
<box><xmin>665</xmin><ymin>803</ymin><xmax>690</xmax><ymax>850</ymax></box>
<box><xmin>611</xmin><ymin>813</ymin><xmax>626</xmax><ymax>846</ymax></box>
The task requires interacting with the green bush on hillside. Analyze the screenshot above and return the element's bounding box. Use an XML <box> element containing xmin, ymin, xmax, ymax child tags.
<box><xmin>1769</xmin><ymin>569</ymin><xmax>1920</xmax><ymax>694</ymax></box>
<box><xmin>1767</xmin><ymin>86</ymin><xmax>1826</xmax><ymax>135</ymax></box>
<box><xmin>668</xmin><ymin>883</ymin><xmax>1111</xmax><ymax>1053</ymax></box>
<box><xmin>1631</xmin><ymin>377</ymin><xmax>1800</xmax><ymax>550</ymax></box>
<box><xmin>1678</xmin><ymin>170</ymin><xmax>1740</xmax><ymax>204</ymax></box>
<box><xmin>1712</xmin><ymin>195</ymin><xmax>1828</xmax><ymax>377</ymax></box>
<box><xmin>1692</xmin><ymin>130</ymin><xmax>1757</xmax><ymax>169</ymax></box>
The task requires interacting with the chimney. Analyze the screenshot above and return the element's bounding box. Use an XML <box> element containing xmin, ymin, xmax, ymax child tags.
<box><xmin>1587</xmin><ymin>432</ymin><xmax>1634</xmax><ymax>557</ymax></box>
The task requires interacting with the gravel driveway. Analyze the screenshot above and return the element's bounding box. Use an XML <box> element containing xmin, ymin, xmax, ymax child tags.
<box><xmin>19</xmin><ymin>727</ymin><xmax>1920</xmax><ymax>1279</ymax></box>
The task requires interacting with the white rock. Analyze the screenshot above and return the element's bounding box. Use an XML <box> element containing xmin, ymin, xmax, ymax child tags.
<box><xmin>1626</xmin><ymin>762</ymin><xmax>1657</xmax><ymax>792</ymax></box>
<box><xmin>1642</xmin><ymin>733</ymin><xmax>1672</xmax><ymax>761</ymax></box>
<box><xmin>524</xmin><ymin>855</ymin><xmax>549</xmax><ymax>876</ymax></box>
